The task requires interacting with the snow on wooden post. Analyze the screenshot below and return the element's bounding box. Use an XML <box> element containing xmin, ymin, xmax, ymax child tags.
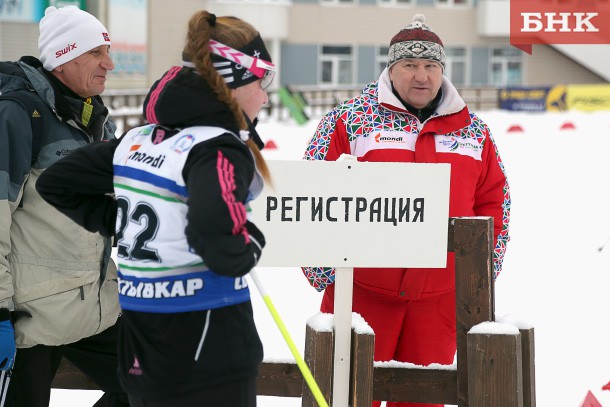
<box><xmin>349</xmin><ymin>321</ymin><xmax>375</xmax><ymax>407</ymax></box>
<box><xmin>301</xmin><ymin>318</ymin><xmax>334</xmax><ymax>406</ymax></box>
<box><xmin>467</xmin><ymin>322</ymin><xmax>523</xmax><ymax>407</ymax></box>
<box><xmin>250</xmin><ymin>160</ymin><xmax>451</xmax><ymax>406</ymax></box>
<box><xmin>498</xmin><ymin>315</ymin><xmax>537</xmax><ymax>407</ymax></box>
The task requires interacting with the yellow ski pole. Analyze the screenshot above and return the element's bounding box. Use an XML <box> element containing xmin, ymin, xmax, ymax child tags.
<box><xmin>249</xmin><ymin>269</ymin><xmax>329</xmax><ymax>407</ymax></box>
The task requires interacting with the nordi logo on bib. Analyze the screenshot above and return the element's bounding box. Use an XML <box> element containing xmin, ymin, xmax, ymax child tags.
<box><xmin>510</xmin><ymin>0</ymin><xmax>610</xmax><ymax>54</ymax></box>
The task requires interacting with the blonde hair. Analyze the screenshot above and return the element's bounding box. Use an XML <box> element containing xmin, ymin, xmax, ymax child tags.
<box><xmin>183</xmin><ymin>10</ymin><xmax>271</xmax><ymax>184</ymax></box>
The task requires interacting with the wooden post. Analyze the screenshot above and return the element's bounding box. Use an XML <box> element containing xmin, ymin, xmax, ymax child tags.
<box><xmin>520</xmin><ymin>328</ymin><xmax>536</xmax><ymax>407</ymax></box>
<box><xmin>301</xmin><ymin>324</ymin><xmax>334</xmax><ymax>407</ymax></box>
<box><xmin>452</xmin><ymin>217</ymin><xmax>495</xmax><ymax>407</ymax></box>
<box><xmin>350</xmin><ymin>328</ymin><xmax>374</xmax><ymax>407</ymax></box>
<box><xmin>467</xmin><ymin>331</ymin><xmax>523</xmax><ymax>407</ymax></box>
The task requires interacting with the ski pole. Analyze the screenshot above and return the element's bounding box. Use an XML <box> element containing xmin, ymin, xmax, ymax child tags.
<box><xmin>0</xmin><ymin>365</ymin><xmax>14</xmax><ymax>407</ymax></box>
<box><xmin>249</xmin><ymin>269</ymin><xmax>329</xmax><ymax>407</ymax></box>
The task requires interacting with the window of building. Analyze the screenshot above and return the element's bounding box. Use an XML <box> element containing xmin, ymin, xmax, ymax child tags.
<box><xmin>436</xmin><ymin>0</ymin><xmax>469</xmax><ymax>6</ymax></box>
<box><xmin>378</xmin><ymin>0</ymin><xmax>412</xmax><ymax>7</ymax></box>
<box><xmin>321</xmin><ymin>0</ymin><xmax>356</xmax><ymax>5</ymax></box>
<box><xmin>490</xmin><ymin>47</ymin><xmax>522</xmax><ymax>86</ymax></box>
<box><xmin>444</xmin><ymin>47</ymin><xmax>467</xmax><ymax>86</ymax></box>
<box><xmin>320</xmin><ymin>45</ymin><xmax>354</xmax><ymax>85</ymax></box>
<box><xmin>375</xmin><ymin>46</ymin><xmax>390</xmax><ymax>78</ymax></box>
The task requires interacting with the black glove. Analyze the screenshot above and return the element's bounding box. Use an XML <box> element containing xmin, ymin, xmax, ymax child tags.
<box><xmin>245</xmin><ymin>220</ymin><xmax>265</xmax><ymax>264</ymax></box>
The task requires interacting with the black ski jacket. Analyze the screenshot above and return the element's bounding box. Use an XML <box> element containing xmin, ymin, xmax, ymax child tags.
<box><xmin>36</xmin><ymin>66</ymin><xmax>265</xmax><ymax>398</ymax></box>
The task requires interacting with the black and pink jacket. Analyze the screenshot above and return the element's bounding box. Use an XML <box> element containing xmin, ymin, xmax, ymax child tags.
<box><xmin>36</xmin><ymin>66</ymin><xmax>266</xmax><ymax>399</ymax></box>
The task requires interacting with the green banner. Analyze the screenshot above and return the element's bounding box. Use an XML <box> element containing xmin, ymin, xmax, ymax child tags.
<box><xmin>278</xmin><ymin>87</ymin><xmax>309</xmax><ymax>125</ymax></box>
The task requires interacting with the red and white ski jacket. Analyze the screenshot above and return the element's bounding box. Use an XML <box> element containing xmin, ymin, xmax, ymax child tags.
<box><xmin>303</xmin><ymin>69</ymin><xmax>510</xmax><ymax>300</ymax></box>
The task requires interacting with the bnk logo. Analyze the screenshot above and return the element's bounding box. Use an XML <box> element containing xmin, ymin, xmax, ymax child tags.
<box><xmin>55</xmin><ymin>43</ymin><xmax>77</xmax><ymax>58</ymax></box>
<box><xmin>521</xmin><ymin>12</ymin><xmax>599</xmax><ymax>33</ymax></box>
<box><xmin>510</xmin><ymin>0</ymin><xmax>610</xmax><ymax>54</ymax></box>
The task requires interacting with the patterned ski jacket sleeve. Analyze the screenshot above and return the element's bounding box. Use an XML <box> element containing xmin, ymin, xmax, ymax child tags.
<box><xmin>301</xmin><ymin>108</ymin><xmax>349</xmax><ymax>291</ymax></box>
<box><xmin>472</xmin><ymin>120</ymin><xmax>510</xmax><ymax>277</ymax></box>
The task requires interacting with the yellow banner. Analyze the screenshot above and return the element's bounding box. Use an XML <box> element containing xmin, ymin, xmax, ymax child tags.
<box><xmin>566</xmin><ymin>84</ymin><xmax>610</xmax><ymax>111</ymax></box>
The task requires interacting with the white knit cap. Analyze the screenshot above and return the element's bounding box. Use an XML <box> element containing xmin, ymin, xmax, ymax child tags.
<box><xmin>38</xmin><ymin>6</ymin><xmax>111</xmax><ymax>71</ymax></box>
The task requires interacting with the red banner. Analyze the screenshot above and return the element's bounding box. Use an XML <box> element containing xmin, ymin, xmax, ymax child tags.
<box><xmin>510</xmin><ymin>0</ymin><xmax>610</xmax><ymax>54</ymax></box>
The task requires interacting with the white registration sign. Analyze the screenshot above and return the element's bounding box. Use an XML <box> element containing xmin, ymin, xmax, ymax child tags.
<box><xmin>249</xmin><ymin>160</ymin><xmax>451</xmax><ymax>268</ymax></box>
<box><xmin>249</xmin><ymin>159</ymin><xmax>451</xmax><ymax>407</ymax></box>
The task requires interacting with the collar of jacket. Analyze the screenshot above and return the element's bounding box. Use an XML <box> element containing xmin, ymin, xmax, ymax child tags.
<box><xmin>42</xmin><ymin>68</ymin><xmax>109</xmax><ymax>140</ymax></box>
<box><xmin>391</xmin><ymin>84</ymin><xmax>442</xmax><ymax>122</ymax></box>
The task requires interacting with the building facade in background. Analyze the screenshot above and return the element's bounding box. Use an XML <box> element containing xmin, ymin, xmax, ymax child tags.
<box><xmin>1</xmin><ymin>0</ymin><xmax>607</xmax><ymax>90</ymax></box>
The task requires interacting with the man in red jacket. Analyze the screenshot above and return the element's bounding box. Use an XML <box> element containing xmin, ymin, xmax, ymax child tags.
<box><xmin>303</xmin><ymin>14</ymin><xmax>510</xmax><ymax>407</ymax></box>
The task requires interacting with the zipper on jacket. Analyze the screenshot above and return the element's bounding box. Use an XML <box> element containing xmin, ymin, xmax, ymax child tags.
<box><xmin>80</xmin><ymin>286</ymin><xmax>85</xmax><ymax>300</ymax></box>
<box><xmin>194</xmin><ymin>310</ymin><xmax>212</xmax><ymax>361</ymax></box>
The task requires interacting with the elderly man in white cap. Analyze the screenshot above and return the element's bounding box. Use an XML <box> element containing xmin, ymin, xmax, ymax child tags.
<box><xmin>0</xmin><ymin>6</ymin><xmax>128</xmax><ymax>407</ymax></box>
<box><xmin>303</xmin><ymin>15</ymin><xmax>510</xmax><ymax>407</ymax></box>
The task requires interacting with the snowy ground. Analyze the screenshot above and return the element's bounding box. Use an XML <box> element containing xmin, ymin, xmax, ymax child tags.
<box><xmin>51</xmin><ymin>109</ymin><xmax>610</xmax><ymax>406</ymax></box>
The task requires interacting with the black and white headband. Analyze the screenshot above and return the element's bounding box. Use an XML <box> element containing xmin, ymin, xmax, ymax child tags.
<box><xmin>183</xmin><ymin>34</ymin><xmax>275</xmax><ymax>90</ymax></box>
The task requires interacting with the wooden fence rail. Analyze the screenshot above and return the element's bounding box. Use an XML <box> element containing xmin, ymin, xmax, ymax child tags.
<box><xmin>104</xmin><ymin>85</ymin><xmax>500</xmax><ymax>134</ymax></box>
<box><xmin>52</xmin><ymin>217</ymin><xmax>534</xmax><ymax>407</ymax></box>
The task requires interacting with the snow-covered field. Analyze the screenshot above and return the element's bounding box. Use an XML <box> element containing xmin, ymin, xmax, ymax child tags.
<box><xmin>51</xmin><ymin>109</ymin><xmax>610</xmax><ymax>406</ymax></box>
